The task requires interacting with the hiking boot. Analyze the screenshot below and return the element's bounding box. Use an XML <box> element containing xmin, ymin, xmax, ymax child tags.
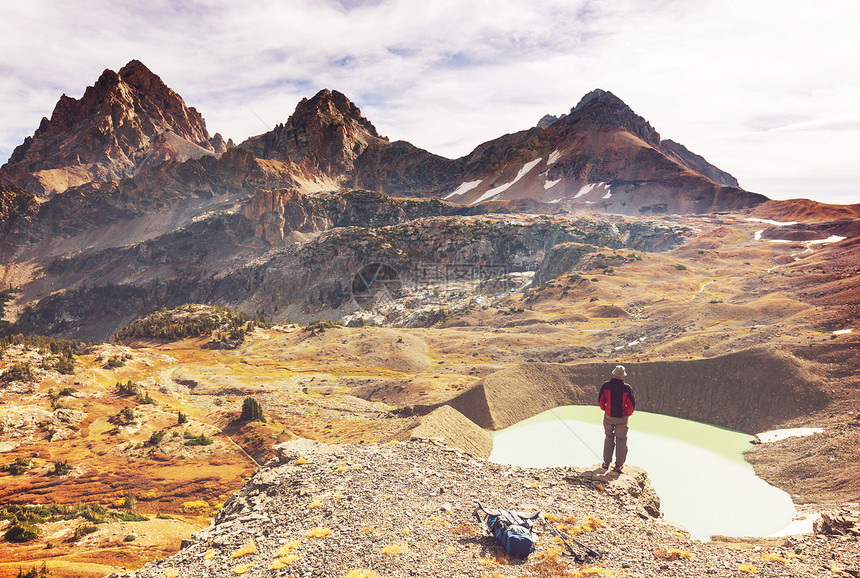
<box><xmin>601</xmin><ymin>462</ymin><xmax>610</xmax><ymax>469</ymax></box>
<box><xmin>612</xmin><ymin>464</ymin><xmax>624</xmax><ymax>473</ymax></box>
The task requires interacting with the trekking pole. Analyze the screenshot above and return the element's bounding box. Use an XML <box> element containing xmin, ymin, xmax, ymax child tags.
<box><xmin>541</xmin><ymin>515</ymin><xmax>600</xmax><ymax>562</ymax></box>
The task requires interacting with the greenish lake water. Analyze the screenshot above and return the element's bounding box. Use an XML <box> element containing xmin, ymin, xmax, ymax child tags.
<box><xmin>489</xmin><ymin>405</ymin><xmax>797</xmax><ymax>540</ymax></box>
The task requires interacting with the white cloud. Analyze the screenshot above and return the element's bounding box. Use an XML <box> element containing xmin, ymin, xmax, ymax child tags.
<box><xmin>0</xmin><ymin>0</ymin><xmax>859</xmax><ymax>204</ymax></box>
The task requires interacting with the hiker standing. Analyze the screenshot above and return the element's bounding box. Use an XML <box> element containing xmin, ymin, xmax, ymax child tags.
<box><xmin>598</xmin><ymin>365</ymin><xmax>635</xmax><ymax>472</ymax></box>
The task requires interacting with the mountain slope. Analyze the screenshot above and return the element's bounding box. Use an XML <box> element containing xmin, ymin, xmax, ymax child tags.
<box><xmin>0</xmin><ymin>60</ymin><xmax>228</xmax><ymax>196</ymax></box>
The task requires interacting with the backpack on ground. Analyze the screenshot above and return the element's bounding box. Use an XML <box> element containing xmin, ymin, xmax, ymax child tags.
<box><xmin>474</xmin><ymin>503</ymin><xmax>539</xmax><ymax>558</ymax></box>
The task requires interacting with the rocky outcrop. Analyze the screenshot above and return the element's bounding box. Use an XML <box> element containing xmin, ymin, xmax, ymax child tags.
<box><xmin>533</xmin><ymin>242</ymin><xmax>598</xmax><ymax>285</ymax></box>
<box><xmin>815</xmin><ymin>508</ymin><xmax>860</xmax><ymax>536</ymax></box>
<box><xmin>0</xmin><ymin>60</ymin><xmax>224</xmax><ymax>196</ymax></box>
<box><xmin>241</xmin><ymin>188</ymin><xmax>331</xmax><ymax>244</ymax></box>
<box><xmin>569</xmin><ymin>465</ymin><xmax>662</xmax><ymax>519</ymax></box>
<box><xmin>108</xmin><ymin>438</ymin><xmax>854</xmax><ymax>578</ymax></box>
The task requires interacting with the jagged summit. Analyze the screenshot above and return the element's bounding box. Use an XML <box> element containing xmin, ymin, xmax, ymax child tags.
<box><xmin>550</xmin><ymin>88</ymin><xmax>662</xmax><ymax>149</ymax></box>
<box><xmin>239</xmin><ymin>88</ymin><xmax>386</xmax><ymax>177</ymax></box>
<box><xmin>0</xmin><ymin>59</ymin><xmax>226</xmax><ymax>196</ymax></box>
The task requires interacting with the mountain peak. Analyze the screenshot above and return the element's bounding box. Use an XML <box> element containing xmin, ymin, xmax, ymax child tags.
<box><xmin>571</xmin><ymin>88</ymin><xmax>621</xmax><ymax>112</ymax></box>
<box><xmin>550</xmin><ymin>88</ymin><xmax>661</xmax><ymax>148</ymax></box>
<box><xmin>298</xmin><ymin>88</ymin><xmax>381</xmax><ymax>139</ymax></box>
<box><xmin>0</xmin><ymin>60</ymin><xmax>222</xmax><ymax>196</ymax></box>
<box><xmin>239</xmin><ymin>88</ymin><xmax>384</xmax><ymax>177</ymax></box>
<box><xmin>117</xmin><ymin>59</ymin><xmax>166</xmax><ymax>92</ymax></box>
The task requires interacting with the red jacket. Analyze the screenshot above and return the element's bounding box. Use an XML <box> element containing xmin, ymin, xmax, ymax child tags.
<box><xmin>598</xmin><ymin>378</ymin><xmax>635</xmax><ymax>418</ymax></box>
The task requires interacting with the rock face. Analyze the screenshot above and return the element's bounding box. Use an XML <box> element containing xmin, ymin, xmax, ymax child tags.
<box><xmin>0</xmin><ymin>60</ymin><xmax>225</xmax><ymax>196</ymax></box>
<box><xmin>11</xmin><ymin>203</ymin><xmax>692</xmax><ymax>338</ymax></box>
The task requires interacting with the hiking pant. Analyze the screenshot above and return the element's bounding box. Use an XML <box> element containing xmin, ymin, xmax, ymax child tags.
<box><xmin>603</xmin><ymin>415</ymin><xmax>629</xmax><ymax>467</ymax></box>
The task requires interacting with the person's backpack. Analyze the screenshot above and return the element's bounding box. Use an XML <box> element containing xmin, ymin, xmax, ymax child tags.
<box><xmin>474</xmin><ymin>503</ymin><xmax>539</xmax><ymax>558</ymax></box>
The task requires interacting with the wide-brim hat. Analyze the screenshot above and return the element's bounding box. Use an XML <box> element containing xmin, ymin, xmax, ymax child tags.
<box><xmin>612</xmin><ymin>365</ymin><xmax>627</xmax><ymax>378</ymax></box>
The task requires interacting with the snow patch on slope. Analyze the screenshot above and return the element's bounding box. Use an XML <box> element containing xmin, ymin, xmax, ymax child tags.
<box><xmin>444</xmin><ymin>179</ymin><xmax>482</xmax><ymax>200</ymax></box>
<box><xmin>547</xmin><ymin>149</ymin><xmax>562</xmax><ymax>165</ymax></box>
<box><xmin>745</xmin><ymin>218</ymin><xmax>798</xmax><ymax>226</ymax></box>
<box><xmin>574</xmin><ymin>182</ymin><xmax>610</xmax><ymax>200</ymax></box>
<box><xmin>756</xmin><ymin>428</ymin><xmax>823</xmax><ymax>443</ymax></box>
<box><xmin>574</xmin><ymin>183</ymin><xmax>598</xmax><ymax>199</ymax></box>
<box><xmin>807</xmin><ymin>235</ymin><xmax>846</xmax><ymax>245</ymax></box>
<box><xmin>544</xmin><ymin>178</ymin><xmax>562</xmax><ymax>190</ymax></box>
<box><xmin>471</xmin><ymin>158</ymin><xmax>542</xmax><ymax>205</ymax></box>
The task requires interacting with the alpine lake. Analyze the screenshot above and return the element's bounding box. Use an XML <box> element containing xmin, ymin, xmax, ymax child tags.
<box><xmin>489</xmin><ymin>405</ymin><xmax>798</xmax><ymax>540</ymax></box>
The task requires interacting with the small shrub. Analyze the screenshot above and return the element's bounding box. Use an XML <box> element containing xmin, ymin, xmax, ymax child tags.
<box><xmin>1</xmin><ymin>363</ymin><xmax>35</xmax><ymax>383</ymax></box>
<box><xmin>4</xmin><ymin>457</ymin><xmax>31</xmax><ymax>475</ymax></box>
<box><xmin>180</xmin><ymin>500</ymin><xmax>210</xmax><ymax>514</ymax></box>
<box><xmin>115</xmin><ymin>380</ymin><xmax>139</xmax><ymax>397</ymax></box>
<box><xmin>156</xmin><ymin>513</ymin><xmax>173</xmax><ymax>520</ymax></box>
<box><xmin>303</xmin><ymin>319</ymin><xmax>341</xmax><ymax>334</ymax></box>
<box><xmin>184</xmin><ymin>431</ymin><xmax>214</xmax><ymax>446</ymax></box>
<box><xmin>672</xmin><ymin>264</ymin><xmax>687</xmax><ymax>271</ymax></box>
<box><xmin>758</xmin><ymin>552</ymin><xmax>790</xmax><ymax>564</ymax></box>
<box><xmin>307</xmin><ymin>527</ymin><xmax>331</xmax><ymax>538</ymax></box>
<box><xmin>380</xmin><ymin>543</ymin><xmax>405</xmax><ymax>555</ymax></box>
<box><xmin>112</xmin><ymin>405</ymin><xmax>135</xmax><ymax>425</ymax></box>
<box><xmin>5</xmin><ymin>521</ymin><xmax>41</xmax><ymax>542</ymax></box>
<box><xmin>107</xmin><ymin>356</ymin><xmax>125</xmax><ymax>368</ymax></box>
<box><xmin>54</xmin><ymin>356</ymin><xmax>75</xmax><ymax>374</ymax></box>
<box><xmin>147</xmin><ymin>430</ymin><xmax>166</xmax><ymax>446</ymax></box>
<box><xmin>58</xmin><ymin>386</ymin><xmax>77</xmax><ymax>396</ymax></box>
<box><xmin>53</xmin><ymin>460</ymin><xmax>72</xmax><ymax>476</ymax></box>
<box><xmin>14</xmin><ymin>562</ymin><xmax>49</xmax><ymax>578</ymax></box>
<box><xmin>124</xmin><ymin>534</ymin><xmax>136</xmax><ymax>542</ymax></box>
<box><xmin>240</xmin><ymin>397</ymin><xmax>266</xmax><ymax>423</ymax></box>
<box><xmin>74</xmin><ymin>524</ymin><xmax>98</xmax><ymax>540</ymax></box>
<box><xmin>115</xmin><ymin>512</ymin><xmax>148</xmax><ymax>522</ymax></box>
<box><xmin>177</xmin><ymin>411</ymin><xmax>187</xmax><ymax>425</ymax></box>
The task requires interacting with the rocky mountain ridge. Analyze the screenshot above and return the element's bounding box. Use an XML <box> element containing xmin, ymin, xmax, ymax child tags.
<box><xmin>2</xmin><ymin>60</ymin><xmax>763</xmax><ymax>215</ymax></box>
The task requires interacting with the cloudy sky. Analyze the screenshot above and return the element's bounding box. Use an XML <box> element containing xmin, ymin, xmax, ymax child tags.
<box><xmin>1</xmin><ymin>0</ymin><xmax>858</xmax><ymax>204</ymax></box>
